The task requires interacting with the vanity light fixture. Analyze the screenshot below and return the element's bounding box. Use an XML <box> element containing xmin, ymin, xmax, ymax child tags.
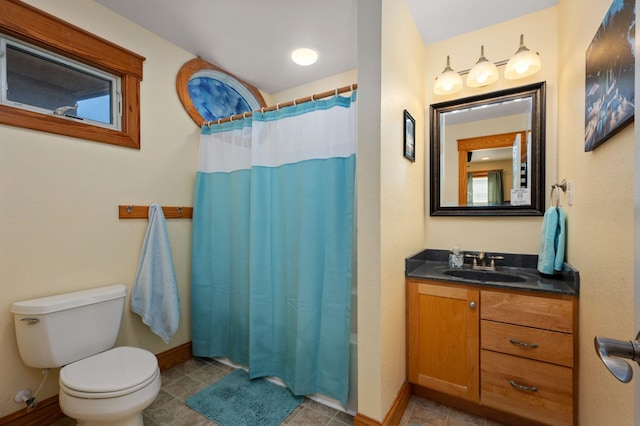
<box><xmin>433</xmin><ymin>35</ymin><xmax>542</xmax><ymax>96</ymax></box>
<box><xmin>466</xmin><ymin>46</ymin><xmax>499</xmax><ymax>88</ymax></box>
<box><xmin>504</xmin><ymin>34</ymin><xmax>542</xmax><ymax>80</ymax></box>
<box><xmin>291</xmin><ymin>48</ymin><xmax>318</xmax><ymax>66</ymax></box>
<box><xmin>433</xmin><ymin>55</ymin><xmax>463</xmax><ymax>95</ymax></box>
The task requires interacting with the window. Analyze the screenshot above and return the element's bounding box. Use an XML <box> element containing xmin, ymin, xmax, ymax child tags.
<box><xmin>469</xmin><ymin>176</ymin><xmax>488</xmax><ymax>205</ymax></box>
<box><xmin>1</xmin><ymin>36</ymin><xmax>121</xmax><ymax>131</ymax></box>
<box><xmin>0</xmin><ymin>0</ymin><xmax>144</xmax><ymax>149</ymax></box>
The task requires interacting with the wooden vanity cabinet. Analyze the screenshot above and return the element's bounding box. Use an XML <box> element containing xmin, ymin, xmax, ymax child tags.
<box><xmin>406</xmin><ymin>279</ymin><xmax>480</xmax><ymax>402</ymax></box>
<box><xmin>407</xmin><ymin>279</ymin><xmax>578</xmax><ymax>426</ymax></box>
<box><xmin>480</xmin><ymin>291</ymin><xmax>576</xmax><ymax>426</ymax></box>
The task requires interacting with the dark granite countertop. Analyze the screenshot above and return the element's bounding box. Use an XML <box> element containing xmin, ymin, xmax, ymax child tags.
<box><xmin>405</xmin><ymin>249</ymin><xmax>579</xmax><ymax>296</ymax></box>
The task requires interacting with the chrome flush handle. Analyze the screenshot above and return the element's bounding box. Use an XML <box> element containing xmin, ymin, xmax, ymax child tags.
<box><xmin>20</xmin><ymin>318</ymin><xmax>39</xmax><ymax>325</ymax></box>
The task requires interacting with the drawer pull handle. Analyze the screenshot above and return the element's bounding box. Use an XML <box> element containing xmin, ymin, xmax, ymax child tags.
<box><xmin>509</xmin><ymin>380</ymin><xmax>538</xmax><ymax>392</ymax></box>
<box><xmin>509</xmin><ymin>338</ymin><xmax>538</xmax><ymax>349</ymax></box>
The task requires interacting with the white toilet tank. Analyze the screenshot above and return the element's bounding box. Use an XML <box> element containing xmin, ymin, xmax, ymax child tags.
<box><xmin>11</xmin><ymin>284</ymin><xmax>127</xmax><ymax>369</ymax></box>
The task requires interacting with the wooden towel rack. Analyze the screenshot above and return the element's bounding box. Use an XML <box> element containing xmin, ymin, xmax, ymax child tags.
<box><xmin>118</xmin><ymin>205</ymin><xmax>193</xmax><ymax>219</ymax></box>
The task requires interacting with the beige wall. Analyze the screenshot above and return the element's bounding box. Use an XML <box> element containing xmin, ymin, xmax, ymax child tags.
<box><xmin>424</xmin><ymin>7</ymin><xmax>559</xmax><ymax>254</ymax></box>
<box><xmin>0</xmin><ymin>0</ymin><xmax>199</xmax><ymax>417</ymax></box>
<box><xmin>355</xmin><ymin>0</ymin><xmax>427</xmax><ymax>421</ymax></box>
<box><xmin>558</xmin><ymin>0</ymin><xmax>635</xmax><ymax>424</ymax></box>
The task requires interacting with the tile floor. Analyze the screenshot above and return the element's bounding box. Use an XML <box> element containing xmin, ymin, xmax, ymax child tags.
<box><xmin>51</xmin><ymin>357</ymin><xmax>499</xmax><ymax>426</ymax></box>
<box><xmin>398</xmin><ymin>396</ymin><xmax>504</xmax><ymax>426</ymax></box>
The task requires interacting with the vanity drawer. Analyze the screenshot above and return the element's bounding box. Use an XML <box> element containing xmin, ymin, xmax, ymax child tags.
<box><xmin>481</xmin><ymin>291</ymin><xmax>573</xmax><ymax>333</ymax></box>
<box><xmin>481</xmin><ymin>320</ymin><xmax>573</xmax><ymax>367</ymax></box>
<box><xmin>481</xmin><ymin>350</ymin><xmax>573</xmax><ymax>426</ymax></box>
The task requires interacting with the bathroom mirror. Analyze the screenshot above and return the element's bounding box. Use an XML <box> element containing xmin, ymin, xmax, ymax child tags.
<box><xmin>430</xmin><ymin>82</ymin><xmax>546</xmax><ymax>216</ymax></box>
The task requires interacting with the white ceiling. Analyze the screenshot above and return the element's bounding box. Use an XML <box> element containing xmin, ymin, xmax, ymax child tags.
<box><xmin>95</xmin><ymin>0</ymin><xmax>557</xmax><ymax>94</ymax></box>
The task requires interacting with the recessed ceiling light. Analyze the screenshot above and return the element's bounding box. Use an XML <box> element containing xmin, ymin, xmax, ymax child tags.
<box><xmin>291</xmin><ymin>48</ymin><xmax>318</xmax><ymax>66</ymax></box>
<box><xmin>481</xmin><ymin>156</ymin><xmax>490</xmax><ymax>161</ymax></box>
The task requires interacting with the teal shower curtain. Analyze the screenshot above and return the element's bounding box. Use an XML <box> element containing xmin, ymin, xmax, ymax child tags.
<box><xmin>192</xmin><ymin>93</ymin><xmax>357</xmax><ymax>407</ymax></box>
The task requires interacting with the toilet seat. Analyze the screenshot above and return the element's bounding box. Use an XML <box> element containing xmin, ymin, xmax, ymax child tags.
<box><xmin>60</xmin><ymin>346</ymin><xmax>158</xmax><ymax>399</ymax></box>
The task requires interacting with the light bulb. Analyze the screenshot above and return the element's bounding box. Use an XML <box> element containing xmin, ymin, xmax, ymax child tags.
<box><xmin>466</xmin><ymin>46</ymin><xmax>499</xmax><ymax>88</ymax></box>
<box><xmin>433</xmin><ymin>55</ymin><xmax>463</xmax><ymax>95</ymax></box>
<box><xmin>505</xmin><ymin>35</ymin><xmax>541</xmax><ymax>80</ymax></box>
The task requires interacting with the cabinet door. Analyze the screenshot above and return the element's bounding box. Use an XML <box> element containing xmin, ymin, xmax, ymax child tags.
<box><xmin>407</xmin><ymin>280</ymin><xmax>480</xmax><ymax>401</ymax></box>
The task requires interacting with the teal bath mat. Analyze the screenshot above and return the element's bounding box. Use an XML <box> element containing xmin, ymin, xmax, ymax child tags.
<box><xmin>186</xmin><ymin>368</ymin><xmax>304</xmax><ymax>426</ymax></box>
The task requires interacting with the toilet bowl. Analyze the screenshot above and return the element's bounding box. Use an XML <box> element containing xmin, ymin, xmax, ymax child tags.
<box><xmin>59</xmin><ymin>347</ymin><xmax>161</xmax><ymax>426</ymax></box>
<box><xmin>11</xmin><ymin>285</ymin><xmax>162</xmax><ymax>426</ymax></box>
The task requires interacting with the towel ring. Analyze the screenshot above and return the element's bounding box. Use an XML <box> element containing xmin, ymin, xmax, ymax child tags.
<box><xmin>550</xmin><ymin>186</ymin><xmax>561</xmax><ymax>207</ymax></box>
<box><xmin>550</xmin><ymin>179</ymin><xmax>567</xmax><ymax>208</ymax></box>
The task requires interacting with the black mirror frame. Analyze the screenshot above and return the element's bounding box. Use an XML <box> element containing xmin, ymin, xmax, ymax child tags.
<box><xmin>429</xmin><ymin>81</ymin><xmax>546</xmax><ymax>216</ymax></box>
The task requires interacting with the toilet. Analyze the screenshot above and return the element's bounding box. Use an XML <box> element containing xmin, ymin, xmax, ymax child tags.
<box><xmin>11</xmin><ymin>284</ymin><xmax>161</xmax><ymax>426</ymax></box>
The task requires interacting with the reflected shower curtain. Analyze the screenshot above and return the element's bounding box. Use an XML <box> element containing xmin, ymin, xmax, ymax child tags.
<box><xmin>487</xmin><ymin>170</ymin><xmax>504</xmax><ymax>205</ymax></box>
<box><xmin>192</xmin><ymin>93</ymin><xmax>357</xmax><ymax>407</ymax></box>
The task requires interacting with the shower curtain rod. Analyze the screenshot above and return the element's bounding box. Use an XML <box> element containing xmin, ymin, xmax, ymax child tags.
<box><xmin>203</xmin><ymin>83</ymin><xmax>357</xmax><ymax>127</ymax></box>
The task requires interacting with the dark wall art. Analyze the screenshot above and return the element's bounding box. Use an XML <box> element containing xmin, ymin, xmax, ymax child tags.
<box><xmin>404</xmin><ymin>109</ymin><xmax>415</xmax><ymax>162</ymax></box>
<box><xmin>584</xmin><ymin>0</ymin><xmax>635</xmax><ymax>151</ymax></box>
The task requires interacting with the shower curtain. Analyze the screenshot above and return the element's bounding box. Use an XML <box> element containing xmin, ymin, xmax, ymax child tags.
<box><xmin>192</xmin><ymin>92</ymin><xmax>357</xmax><ymax>407</ymax></box>
<box><xmin>487</xmin><ymin>170</ymin><xmax>504</xmax><ymax>205</ymax></box>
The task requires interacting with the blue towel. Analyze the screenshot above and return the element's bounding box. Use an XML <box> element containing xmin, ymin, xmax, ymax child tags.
<box><xmin>131</xmin><ymin>204</ymin><xmax>180</xmax><ymax>343</ymax></box>
<box><xmin>537</xmin><ymin>206</ymin><xmax>566</xmax><ymax>275</ymax></box>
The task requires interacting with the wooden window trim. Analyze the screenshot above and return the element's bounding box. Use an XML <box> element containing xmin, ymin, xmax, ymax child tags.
<box><xmin>0</xmin><ymin>0</ymin><xmax>145</xmax><ymax>149</ymax></box>
<box><xmin>456</xmin><ymin>131</ymin><xmax>527</xmax><ymax>205</ymax></box>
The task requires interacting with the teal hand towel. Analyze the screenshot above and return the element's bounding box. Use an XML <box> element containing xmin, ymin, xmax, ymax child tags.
<box><xmin>131</xmin><ymin>204</ymin><xmax>180</xmax><ymax>343</ymax></box>
<box><xmin>537</xmin><ymin>206</ymin><xmax>566</xmax><ymax>275</ymax></box>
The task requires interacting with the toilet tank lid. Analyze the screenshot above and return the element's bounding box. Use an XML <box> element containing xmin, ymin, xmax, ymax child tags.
<box><xmin>11</xmin><ymin>284</ymin><xmax>127</xmax><ymax>315</ymax></box>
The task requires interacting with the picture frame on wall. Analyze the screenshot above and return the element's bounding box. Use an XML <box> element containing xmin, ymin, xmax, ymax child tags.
<box><xmin>404</xmin><ymin>109</ymin><xmax>415</xmax><ymax>162</ymax></box>
<box><xmin>584</xmin><ymin>0</ymin><xmax>635</xmax><ymax>151</ymax></box>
